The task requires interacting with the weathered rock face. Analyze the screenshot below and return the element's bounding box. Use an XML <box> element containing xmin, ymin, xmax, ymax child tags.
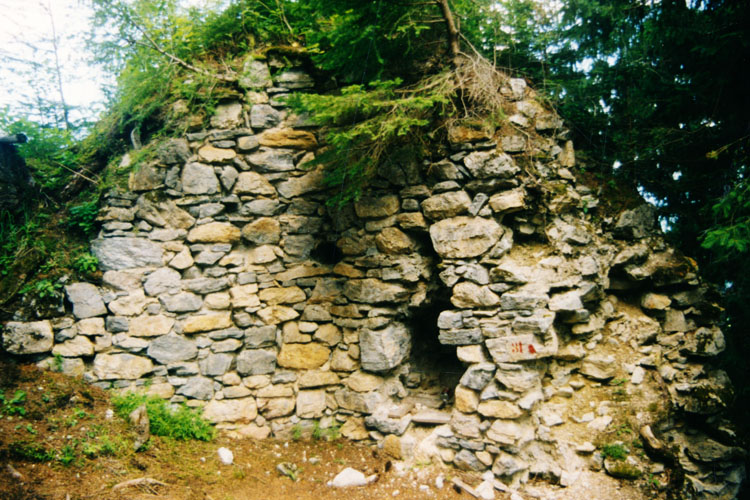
<box><xmin>2</xmin><ymin>61</ymin><xmax>742</xmax><ymax>499</ymax></box>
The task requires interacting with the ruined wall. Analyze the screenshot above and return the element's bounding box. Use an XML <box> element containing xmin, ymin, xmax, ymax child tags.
<box><xmin>1</xmin><ymin>60</ymin><xmax>744</xmax><ymax>498</ymax></box>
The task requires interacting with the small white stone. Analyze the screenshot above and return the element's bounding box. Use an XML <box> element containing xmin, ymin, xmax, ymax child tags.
<box><xmin>631</xmin><ymin>366</ymin><xmax>645</xmax><ymax>385</ymax></box>
<box><xmin>331</xmin><ymin>467</ymin><xmax>367</xmax><ymax>487</ymax></box>
<box><xmin>217</xmin><ymin>447</ymin><xmax>234</xmax><ymax>465</ymax></box>
<box><xmin>435</xmin><ymin>474</ymin><xmax>445</xmax><ymax>489</ymax></box>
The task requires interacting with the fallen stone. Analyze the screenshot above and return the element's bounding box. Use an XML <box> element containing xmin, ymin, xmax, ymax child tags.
<box><xmin>330</xmin><ymin>467</ymin><xmax>368</xmax><ymax>488</ymax></box>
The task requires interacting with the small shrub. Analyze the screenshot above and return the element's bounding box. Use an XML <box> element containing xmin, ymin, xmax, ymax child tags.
<box><xmin>111</xmin><ymin>392</ymin><xmax>215</xmax><ymax>441</ymax></box>
<box><xmin>1</xmin><ymin>389</ymin><xmax>28</xmax><ymax>416</ymax></box>
<box><xmin>73</xmin><ymin>252</ymin><xmax>99</xmax><ymax>274</ymax></box>
<box><xmin>19</xmin><ymin>279</ymin><xmax>63</xmax><ymax>300</ymax></box>
<box><xmin>67</xmin><ymin>201</ymin><xmax>99</xmax><ymax>236</ymax></box>
<box><xmin>9</xmin><ymin>440</ymin><xmax>53</xmax><ymax>462</ymax></box>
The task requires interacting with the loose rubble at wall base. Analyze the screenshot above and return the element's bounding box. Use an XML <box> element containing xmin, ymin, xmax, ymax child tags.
<box><xmin>2</xmin><ymin>58</ymin><xmax>745</xmax><ymax>499</ymax></box>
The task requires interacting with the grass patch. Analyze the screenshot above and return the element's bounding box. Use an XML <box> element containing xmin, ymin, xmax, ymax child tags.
<box><xmin>111</xmin><ymin>392</ymin><xmax>215</xmax><ymax>441</ymax></box>
<box><xmin>601</xmin><ymin>443</ymin><xmax>628</xmax><ymax>460</ymax></box>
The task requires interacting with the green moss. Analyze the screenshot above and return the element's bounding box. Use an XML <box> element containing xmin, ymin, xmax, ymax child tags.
<box><xmin>607</xmin><ymin>461</ymin><xmax>642</xmax><ymax>480</ymax></box>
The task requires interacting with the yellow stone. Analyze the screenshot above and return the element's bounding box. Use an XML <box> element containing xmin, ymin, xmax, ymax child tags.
<box><xmin>258</xmin><ymin>128</ymin><xmax>318</xmax><ymax>149</ymax></box>
<box><xmin>129</xmin><ymin>315</ymin><xmax>174</xmax><ymax>337</ymax></box>
<box><xmin>454</xmin><ymin>385</ymin><xmax>479</xmax><ymax>413</ymax></box>
<box><xmin>187</xmin><ymin>222</ymin><xmax>241</xmax><ymax>243</ymax></box>
<box><xmin>182</xmin><ymin>312</ymin><xmax>232</xmax><ymax>333</ymax></box>
<box><xmin>259</xmin><ymin>286</ymin><xmax>306</xmax><ymax>304</ymax></box>
<box><xmin>277</xmin><ymin>343</ymin><xmax>331</xmax><ymax>369</ymax></box>
<box><xmin>257</xmin><ymin>305</ymin><xmax>299</xmax><ymax>325</ymax></box>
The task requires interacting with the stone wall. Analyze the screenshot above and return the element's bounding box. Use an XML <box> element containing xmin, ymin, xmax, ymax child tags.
<box><xmin>1</xmin><ymin>60</ymin><xmax>744</xmax><ymax>498</ymax></box>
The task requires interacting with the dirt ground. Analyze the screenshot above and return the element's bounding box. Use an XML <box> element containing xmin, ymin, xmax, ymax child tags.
<box><xmin>0</xmin><ymin>361</ymin><xmax>663</xmax><ymax>500</ymax></box>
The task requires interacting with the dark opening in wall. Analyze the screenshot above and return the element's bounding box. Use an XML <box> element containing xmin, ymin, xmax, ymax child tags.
<box><xmin>311</xmin><ymin>241</ymin><xmax>343</xmax><ymax>265</ymax></box>
<box><xmin>405</xmin><ymin>290</ymin><xmax>463</xmax><ymax>405</ymax></box>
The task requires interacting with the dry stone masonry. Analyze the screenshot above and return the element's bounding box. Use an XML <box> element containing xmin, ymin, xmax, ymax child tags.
<box><xmin>2</xmin><ymin>58</ymin><xmax>745</xmax><ymax>499</ymax></box>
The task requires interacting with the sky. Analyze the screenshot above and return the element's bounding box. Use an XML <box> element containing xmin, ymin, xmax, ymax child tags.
<box><xmin>0</xmin><ymin>0</ymin><xmax>212</xmax><ymax>129</ymax></box>
<box><xmin>0</xmin><ymin>0</ymin><xmax>109</xmax><ymax>126</ymax></box>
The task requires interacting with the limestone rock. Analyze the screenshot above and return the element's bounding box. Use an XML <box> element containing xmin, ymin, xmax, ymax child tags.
<box><xmin>143</xmin><ymin>267</ymin><xmax>181</xmax><ymax>296</ymax></box>
<box><xmin>156</xmin><ymin>138</ymin><xmax>190</xmax><ymax>165</ymax></box>
<box><xmin>258</xmin><ymin>128</ymin><xmax>317</xmax><ymax>149</ymax></box>
<box><xmin>53</xmin><ymin>336</ymin><xmax>94</xmax><ymax>357</ymax></box>
<box><xmin>200</xmin><ymin>353</ymin><xmax>233</xmax><ymax>376</ymax></box>
<box><xmin>209</xmin><ymin>102</ymin><xmax>243</xmax><ymax>129</ymax></box>
<box><xmin>65</xmin><ymin>283</ymin><xmax>107</xmax><ymax>319</ymax></box>
<box><xmin>236</xmin><ymin>349</ymin><xmax>277</xmax><ymax>376</ymax></box>
<box><xmin>360</xmin><ymin>322</ymin><xmax>410</xmax><ymax>372</ymax></box>
<box><xmin>580</xmin><ymin>355</ymin><xmax>616</xmax><ymax>381</ymax></box>
<box><xmin>275</xmin><ymin>69</ymin><xmax>314</xmax><ymax>89</ymax></box>
<box><xmin>176</xmin><ymin>376</ymin><xmax>214</xmax><ymax>400</ymax></box>
<box><xmin>233</xmin><ymin>171</ymin><xmax>276</xmax><ymax>196</ymax></box>
<box><xmin>204</xmin><ymin>398</ymin><xmax>257</xmax><ymax>423</ymax></box>
<box><xmin>460</xmin><ymin>363</ymin><xmax>496</xmax><ymax>391</ymax></box>
<box><xmin>92</xmin><ymin>237</ymin><xmax>164</xmax><ymax>271</ymax></box>
<box><xmin>548</xmin><ymin>290</ymin><xmax>584</xmax><ymax>312</ymax></box>
<box><xmin>135</xmin><ymin>196</ymin><xmax>195</xmax><ymax>229</ymax></box>
<box><xmin>198</xmin><ymin>144</ymin><xmax>236</xmax><ymax>163</ymax></box>
<box><xmin>298</xmin><ymin>370</ymin><xmax>340</xmax><ymax>388</ymax></box>
<box><xmin>241</xmin><ymin>217</ymin><xmax>280</xmax><ymax>244</ymax></box>
<box><xmin>477</xmin><ymin>401</ymin><xmax>523</xmax><ymax>419</ymax></box>
<box><xmin>187</xmin><ymin>222</ymin><xmax>241</xmax><ymax>243</ymax></box>
<box><xmin>239</xmin><ymin>58</ymin><xmax>271</xmax><ymax>89</ymax></box>
<box><xmin>129</xmin><ymin>315</ymin><xmax>175</xmax><ymax>337</ymax></box>
<box><xmin>346</xmin><ymin>371</ymin><xmax>384</xmax><ymax>392</ymax></box>
<box><xmin>463</xmin><ymin>151</ymin><xmax>519</xmax><ymax>179</ymax></box>
<box><xmin>451</xmin><ymin>282</ymin><xmax>500</xmax><ymax>308</ymax></box>
<box><xmin>246</xmin><ymin>148</ymin><xmax>294</xmax><ymax>171</ymax></box>
<box><xmin>3</xmin><ymin>321</ymin><xmax>53</xmax><ymax>354</ymax></box>
<box><xmin>421</xmin><ymin>191</ymin><xmax>471</xmax><ymax>220</ymax></box>
<box><xmin>429</xmin><ymin>217</ymin><xmax>502</xmax><ymax>259</ymax></box>
<box><xmin>182</xmin><ymin>312</ymin><xmax>232</xmax><ymax>333</ymax></box>
<box><xmin>277</xmin><ymin>343</ymin><xmax>331</xmax><ymax>369</ymax></box>
<box><xmin>128</xmin><ymin>162</ymin><xmax>165</xmax><ymax>191</ymax></box>
<box><xmin>375</xmin><ymin>227</ymin><xmax>414</xmax><ymax>254</ymax></box>
<box><xmin>330</xmin><ymin>468</ymin><xmax>368</xmax><ymax>488</ymax></box>
<box><xmin>259</xmin><ymin>286</ymin><xmax>306</xmax><ymax>304</ymax></box>
<box><xmin>641</xmin><ymin>292</ymin><xmax>671</xmax><ymax>310</ymax></box>
<box><xmin>250</xmin><ymin>104</ymin><xmax>282</xmax><ymax>129</ymax></box>
<box><xmin>296</xmin><ymin>390</ymin><xmax>326</xmax><ymax>418</ymax></box>
<box><xmin>159</xmin><ymin>292</ymin><xmax>202</xmax><ymax>313</ymax></box>
<box><xmin>258</xmin><ymin>305</ymin><xmax>299</xmax><ymax>325</ymax></box>
<box><xmin>227</xmin><ymin>284</ymin><xmax>259</xmax><ymax>309</ymax></box>
<box><xmin>489</xmin><ymin>188</ymin><xmax>526</xmax><ymax>214</ymax></box>
<box><xmin>108</xmin><ymin>290</ymin><xmax>154</xmax><ymax>316</ymax></box>
<box><xmin>182</xmin><ymin>162</ymin><xmax>220</xmax><ymax>194</ymax></box>
<box><xmin>276</xmin><ymin>167</ymin><xmax>326</xmax><ymax>198</ymax></box>
<box><xmin>147</xmin><ymin>334</ymin><xmax>198</xmax><ymax>364</ymax></box>
<box><xmin>343</xmin><ymin>279</ymin><xmax>409</xmax><ymax>304</ymax></box>
<box><xmin>313</xmin><ymin>323</ymin><xmax>342</xmax><ymax>346</ymax></box>
<box><xmin>93</xmin><ymin>353</ymin><xmax>153</xmax><ymax>380</ymax></box>
<box><xmin>354</xmin><ymin>195</ymin><xmax>400</xmax><ymax>219</ymax></box>
<box><xmin>455</xmin><ymin>386</ymin><xmax>479</xmax><ymax>413</ymax></box>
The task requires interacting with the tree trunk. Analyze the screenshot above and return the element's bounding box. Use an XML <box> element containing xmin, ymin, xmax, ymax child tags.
<box><xmin>436</xmin><ymin>0</ymin><xmax>460</xmax><ymax>65</ymax></box>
